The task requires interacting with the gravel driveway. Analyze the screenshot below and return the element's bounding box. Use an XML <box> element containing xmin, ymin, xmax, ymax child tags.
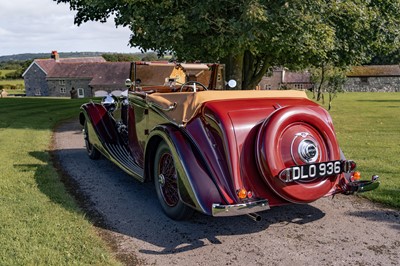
<box><xmin>53</xmin><ymin>120</ymin><xmax>400</xmax><ymax>266</ymax></box>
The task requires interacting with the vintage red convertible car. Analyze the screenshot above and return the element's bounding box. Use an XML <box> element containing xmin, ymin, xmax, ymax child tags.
<box><xmin>79</xmin><ymin>62</ymin><xmax>379</xmax><ymax>220</ymax></box>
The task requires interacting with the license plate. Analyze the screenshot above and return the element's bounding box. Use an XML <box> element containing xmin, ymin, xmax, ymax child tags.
<box><xmin>279</xmin><ymin>160</ymin><xmax>343</xmax><ymax>183</ymax></box>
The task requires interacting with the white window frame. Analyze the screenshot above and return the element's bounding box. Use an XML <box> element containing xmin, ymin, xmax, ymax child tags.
<box><xmin>60</xmin><ymin>87</ymin><xmax>66</xmax><ymax>94</ymax></box>
<box><xmin>77</xmin><ymin>88</ymin><xmax>85</xmax><ymax>98</ymax></box>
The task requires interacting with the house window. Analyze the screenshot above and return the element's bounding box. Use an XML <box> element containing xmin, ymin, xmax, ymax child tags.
<box><xmin>360</xmin><ymin>77</ymin><xmax>369</xmax><ymax>85</ymax></box>
<box><xmin>59</xmin><ymin>80</ymin><xmax>66</xmax><ymax>85</ymax></box>
<box><xmin>294</xmin><ymin>84</ymin><xmax>304</xmax><ymax>89</ymax></box>
<box><xmin>60</xmin><ymin>87</ymin><xmax>66</xmax><ymax>94</ymax></box>
<box><xmin>77</xmin><ymin>88</ymin><xmax>85</xmax><ymax>98</ymax></box>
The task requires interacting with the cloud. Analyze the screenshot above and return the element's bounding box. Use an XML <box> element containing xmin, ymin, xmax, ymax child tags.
<box><xmin>0</xmin><ymin>0</ymin><xmax>138</xmax><ymax>56</ymax></box>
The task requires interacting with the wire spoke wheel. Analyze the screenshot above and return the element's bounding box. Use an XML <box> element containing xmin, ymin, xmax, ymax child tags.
<box><xmin>153</xmin><ymin>141</ymin><xmax>193</xmax><ymax>220</ymax></box>
<box><xmin>158</xmin><ymin>152</ymin><xmax>179</xmax><ymax>207</ymax></box>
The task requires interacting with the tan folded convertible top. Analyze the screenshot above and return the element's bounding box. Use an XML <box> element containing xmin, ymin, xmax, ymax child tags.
<box><xmin>145</xmin><ymin>90</ymin><xmax>308</xmax><ymax>125</ymax></box>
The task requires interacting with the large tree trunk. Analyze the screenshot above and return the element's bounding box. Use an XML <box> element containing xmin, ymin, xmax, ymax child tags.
<box><xmin>243</xmin><ymin>51</ymin><xmax>271</xmax><ymax>90</ymax></box>
<box><xmin>221</xmin><ymin>52</ymin><xmax>244</xmax><ymax>90</ymax></box>
<box><xmin>222</xmin><ymin>51</ymin><xmax>271</xmax><ymax>90</ymax></box>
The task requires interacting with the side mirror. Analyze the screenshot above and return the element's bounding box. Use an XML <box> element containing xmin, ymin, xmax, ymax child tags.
<box><xmin>227</xmin><ymin>79</ymin><xmax>237</xmax><ymax>88</ymax></box>
<box><xmin>125</xmin><ymin>79</ymin><xmax>132</xmax><ymax>88</ymax></box>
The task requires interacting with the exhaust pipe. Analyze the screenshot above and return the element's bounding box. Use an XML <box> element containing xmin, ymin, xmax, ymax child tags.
<box><xmin>247</xmin><ymin>212</ymin><xmax>262</xmax><ymax>222</ymax></box>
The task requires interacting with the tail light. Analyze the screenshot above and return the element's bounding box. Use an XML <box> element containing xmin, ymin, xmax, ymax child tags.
<box><xmin>344</xmin><ymin>160</ymin><xmax>357</xmax><ymax>173</ymax></box>
<box><xmin>237</xmin><ymin>188</ymin><xmax>254</xmax><ymax>199</ymax></box>
<box><xmin>352</xmin><ymin>171</ymin><xmax>361</xmax><ymax>181</ymax></box>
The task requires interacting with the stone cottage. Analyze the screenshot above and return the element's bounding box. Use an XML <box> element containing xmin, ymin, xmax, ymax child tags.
<box><xmin>22</xmin><ymin>51</ymin><xmax>106</xmax><ymax>96</ymax></box>
<box><xmin>258</xmin><ymin>67</ymin><xmax>313</xmax><ymax>90</ymax></box>
<box><xmin>46</xmin><ymin>62</ymin><xmax>131</xmax><ymax>98</ymax></box>
<box><xmin>22</xmin><ymin>52</ymin><xmax>222</xmax><ymax>97</ymax></box>
<box><xmin>345</xmin><ymin>65</ymin><xmax>400</xmax><ymax>92</ymax></box>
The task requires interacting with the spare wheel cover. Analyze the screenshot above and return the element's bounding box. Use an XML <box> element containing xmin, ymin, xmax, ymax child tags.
<box><xmin>256</xmin><ymin>106</ymin><xmax>340</xmax><ymax>203</ymax></box>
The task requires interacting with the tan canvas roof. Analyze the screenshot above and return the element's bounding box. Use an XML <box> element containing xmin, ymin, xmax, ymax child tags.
<box><xmin>144</xmin><ymin>90</ymin><xmax>307</xmax><ymax>125</ymax></box>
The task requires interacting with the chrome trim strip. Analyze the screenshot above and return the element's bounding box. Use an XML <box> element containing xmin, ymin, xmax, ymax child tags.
<box><xmin>147</xmin><ymin>100</ymin><xmax>177</xmax><ymax>112</ymax></box>
<box><xmin>212</xmin><ymin>199</ymin><xmax>270</xmax><ymax>217</ymax></box>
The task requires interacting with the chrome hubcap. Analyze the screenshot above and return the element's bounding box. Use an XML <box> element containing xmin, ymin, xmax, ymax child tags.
<box><xmin>158</xmin><ymin>174</ymin><xmax>165</xmax><ymax>186</ymax></box>
<box><xmin>298</xmin><ymin>139</ymin><xmax>318</xmax><ymax>163</ymax></box>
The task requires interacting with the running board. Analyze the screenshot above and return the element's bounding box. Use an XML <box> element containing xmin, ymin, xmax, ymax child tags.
<box><xmin>104</xmin><ymin>142</ymin><xmax>145</xmax><ymax>181</ymax></box>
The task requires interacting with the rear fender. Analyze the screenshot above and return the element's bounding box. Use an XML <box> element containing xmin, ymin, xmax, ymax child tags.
<box><xmin>146</xmin><ymin>125</ymin><xmax>225</xmax><ymax>215</ymax></box>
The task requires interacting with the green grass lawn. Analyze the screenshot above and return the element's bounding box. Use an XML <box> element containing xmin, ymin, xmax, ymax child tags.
<box><xmin>0</xmin><ymin>98</ymin><xmax>120</xmax><ymax>265</ymax></box>
<box><xmin>0</xmin><ymin>79</ymin><xmax>24</xmax><ymax>86</ymax></box>
<box><xmin>0</xmin><ymin>79</ymin><xmax>25</xmax><ymax>94</ymax></box>
<box><xmin>0</xmin><ymin>69</ymin><xmax>16</xmax><ymax>78</ymax></box>
<box><xmin>317</xmin><ymin>92</ymin><xmax>400</xmax><ymax>208</ymax></box>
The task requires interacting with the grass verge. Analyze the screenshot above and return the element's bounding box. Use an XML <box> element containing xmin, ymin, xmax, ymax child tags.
<box><xmin>0</xmin><ymin>97</ymin><xmax>120</xmax><ymax>265</ymax></box>
<box><xmin>317</xmin><ymin>92</ymin><xmax>400</xmax><ymax>208</ymax></box>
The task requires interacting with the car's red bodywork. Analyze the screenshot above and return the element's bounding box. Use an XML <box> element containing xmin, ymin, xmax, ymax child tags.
<box><xmin>79</xmin><ymin>62</ymin><xmax>379</xmax><ymax>220</ymax></box>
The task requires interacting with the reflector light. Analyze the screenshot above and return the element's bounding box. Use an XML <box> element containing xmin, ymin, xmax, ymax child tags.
<box><xmin>353</xmin><ymin>171</ymin><xmax>361</xmax><ymax>181</ymax></box>
<box><xmin>344</xmin><ymin>160</ymin><xmax>357</xmax><ymax>173</ymax></box>
<box><xmin>247</xmin><ymin>191</ymin><xmax>253</xmax><ymax>199</ymax></box>
<box><xmin>349</xmin><ymin>161</ymin><xmax>357</xmax><ymax>171</ymax></box>
<box><xmin>237</xmin><ymin>188</ymin><xmax>247</xmax><ymax>199</ymax></box>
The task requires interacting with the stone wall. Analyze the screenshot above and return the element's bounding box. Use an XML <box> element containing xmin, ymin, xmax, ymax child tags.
<box><xmin>24</xmin><ymin>64</ymin><xmax>49</xmax><ymax>96</ymax></box>
<box><xmin>344</xmin><ymin>77</ymin><xmax>400</xmax><ymax>92</ymax></box>
<box><xmin>47</xmin><ymin>78</ymin><xmax>91</xmax><ymax>97</ymax></box>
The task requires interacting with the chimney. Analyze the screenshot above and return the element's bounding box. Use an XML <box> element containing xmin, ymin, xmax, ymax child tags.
<box><xmin>51</xmin><ymin>51</ymin><xmax>60</xmax><ymax>62</ymax></box>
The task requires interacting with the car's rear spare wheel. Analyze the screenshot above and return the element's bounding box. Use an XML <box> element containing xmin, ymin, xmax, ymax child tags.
<box><xmin>256</xmin><ymin>106</ymin><xmax>341</xmax><ymax>203</ymax></box>
<box><xmin>154</xmin><ymin>141</ymin><xmax>193</xmax><ymax>220</ymax></box>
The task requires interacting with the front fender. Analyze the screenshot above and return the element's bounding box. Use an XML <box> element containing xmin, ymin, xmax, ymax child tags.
<box><xmin>146</xmin><ymin>125</ymin><xmax>226</xmax><ymax>216</ymax></box>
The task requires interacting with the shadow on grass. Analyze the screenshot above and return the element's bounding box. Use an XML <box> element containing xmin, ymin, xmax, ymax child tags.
<box><xmin>356</xmin><ymin>99</ymin><xmax>400</xmax><ymax>103</ymax></box>
<box><xmin>13</xmin><ymin>152</ymin><xmax>84</xmax><ymax>214</ymax></box>
<box><xmin>0</xmin><ymin>97</ymin><xmax>87</xmax><ymax>131</ymax></box>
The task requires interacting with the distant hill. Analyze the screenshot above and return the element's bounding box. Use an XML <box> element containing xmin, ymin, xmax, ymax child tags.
<box><xmin>0</xmin><ymin>52</ymin><xmax>143</xmax><ymax>62</ymax></box>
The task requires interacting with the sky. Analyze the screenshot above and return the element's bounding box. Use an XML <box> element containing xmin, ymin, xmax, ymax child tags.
<box><xmin>0</xmin><ymin>0</ymin><xmax>140</xmax><ymax>56</ymax></box>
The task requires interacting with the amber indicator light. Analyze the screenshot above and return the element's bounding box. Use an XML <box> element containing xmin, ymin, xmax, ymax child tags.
<box><xmin>353</xmin><ymin>171</ymin><xmax>361</xmax><ymax>181</ymax></box>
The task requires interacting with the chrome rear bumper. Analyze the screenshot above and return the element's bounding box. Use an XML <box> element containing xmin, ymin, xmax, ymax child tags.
<box><xmin>212</xmin><ymin>199</ymin><xmax>270</xmax><ymax>217</ymax></box>
<box><xmin>344</xmin><ymin>175</ymin><xmax>380</xmax><ymax>194</ymax></box>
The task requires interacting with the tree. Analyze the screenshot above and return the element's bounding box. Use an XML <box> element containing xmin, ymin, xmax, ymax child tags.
<box><xmin>310</xmin><ymin>65</ymin><xmax>346</xmax><ymax>110</ymax></box>
<box><xmin>55</xmin><ymin>0</ymin><xmax>400</xmax><ymax>89</ymax></box>
<box><xmin>141</xmin><ymin>52</ymin><xmax>158</xmax><ymax>61</ymax></box>
<box><xmin>102</xmin><ymin>53</ymin><xmax>140</xmax><ymax>62</ymax></box>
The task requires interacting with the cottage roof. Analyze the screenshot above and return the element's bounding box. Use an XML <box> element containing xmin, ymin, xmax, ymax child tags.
<box><xmin>347</xmin><ymin>65</ymin><xmax>400</xmax><ymax>77</ymax></box>
<box><xmin>22</xmin><ymin>56</ymin><xmax>106</xmax><ymax>77</ymax></box>
<box><xmin>47</xmin><ymin>62</ymin><xmax>131</xmax><ymax>87</ymax></box>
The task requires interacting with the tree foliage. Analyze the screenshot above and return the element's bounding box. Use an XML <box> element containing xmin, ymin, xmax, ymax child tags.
<box><xmin>55</xmin><ymin>0</ymin><xmax>400</xmax><ymax>89</ymax></box>
<box><xmin>102</xmin><ymin>53</ymin><xmax>141</xmax><ymax>62</ymax></box>
<box><xmin>310</xmin><ymin>65</ymin><xmax>346</xmax><ymax>110</ymax></box>
<box><xmin>0</xmin><ymin>60</ymin><xmax>32</xmax><ymax>79</ymax></box>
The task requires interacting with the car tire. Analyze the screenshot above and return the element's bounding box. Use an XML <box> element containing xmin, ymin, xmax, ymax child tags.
<box><xmin>84</xmin><ymin>121</ymin><xmax>101</xmax><ymax>160</ymax></box>
<box><xmin>154</xmin><ymin>141</ymin><xmax>193</xmax><ymax>220</ymax></box>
